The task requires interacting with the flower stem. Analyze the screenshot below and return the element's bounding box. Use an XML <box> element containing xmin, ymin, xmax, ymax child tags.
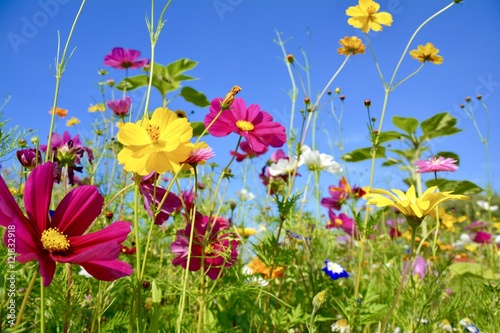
<box><xmin>40</xmin><ymin>278</ymin><xmax>45</xmax><ymax>333</ymax></box>
<box><xmin>15</xmin><ymin>270</ymin><xmax>38</xmax><ymax>327</ymax></box>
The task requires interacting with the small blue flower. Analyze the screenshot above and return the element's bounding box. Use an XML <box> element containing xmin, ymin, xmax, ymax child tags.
<box><xmin>459</xmin><ymin>318</ymin><xmax>480</xmax><ymax>333</ymax></box>
<box><xmin>286</xmin><ymin>230</ymin><xmax>312</xmax><ymax>241</ymax></box>
<box><xmin>322</xmin><ymin>259</ymin><xmax>349</xmax><ymax>280</ymax></box>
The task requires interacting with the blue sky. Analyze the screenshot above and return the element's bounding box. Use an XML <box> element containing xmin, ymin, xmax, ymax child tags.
<box><xmin>1</xmin><ymin>0</ymin><xmax>499</xmax><ymax>199</ymax></box>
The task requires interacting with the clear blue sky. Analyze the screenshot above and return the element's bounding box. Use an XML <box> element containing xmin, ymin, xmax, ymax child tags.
<box><xmin>1</xmin><ymin>0</ymin><xmax>499</xmax><ymax>197</ymax></box>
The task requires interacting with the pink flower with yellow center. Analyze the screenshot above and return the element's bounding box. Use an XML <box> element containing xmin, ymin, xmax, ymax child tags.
<box><xmin>0</xmin><ymin>162</ymin><xmax>133</xmax><ymax>286</ymax></box>
<box><xmin>104</xmin><ymin>47</ymin><xmax>149</xmax><ymax>69</ymax></box>
<box><xmin>204</xmin><ymin>97</ymin><xmax>286</xmax><ymax>153</ymax></box>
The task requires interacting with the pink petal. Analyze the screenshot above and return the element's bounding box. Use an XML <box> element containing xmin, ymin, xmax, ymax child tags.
<box><xmin>80</xmin><ymin>260</ymin><xmax>133</xmax><ymax>281</ymax></box>
<box><xmin>39</xmin><ymin>254</ymin><xmax>56</xmax><ymax>287</ymax></box>
<box><xmin>24</xmin><ymin>162</ymin><xmax>54</xmax><ymax>234</ymax></box>
<box><xmin>52</xmin><ymin>186</ymin><xmax>104</xmax><ymax>236</ymax></box>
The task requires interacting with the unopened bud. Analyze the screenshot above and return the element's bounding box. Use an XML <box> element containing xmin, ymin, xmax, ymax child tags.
<box><xmin>98</xmin><ymin>69</ymin><xmax>107</xmax><ymax>76</ymax></box>
<box><xmin>175</xmin><ymin>110</ymin><xmax>187</xmax><ymax>119</ymax></box>
<box><xmin>106</xmin><ymin>211</ymin><xmax>114</xmax><ymax>219</ymax></box>
<box><xmin>327</xmin><ymin>90</ymin><xmax>332</xmax><ymax>95</ymax></box>
<box><xmin>221</xmin><ymin>85</ymin><xmax>242</xmax><ymax>109</ymax></box>
<box><xmin>460</xmin><ymin>104</ymin><xmax>465</xmax><ymax>109</ymax></box>
<box><xmin>371</xmin><ymin>117</ymin><xmax>376</xmax><ymax>123</ymax></box>
<box><xmin>312</xmin><ymin>290</ymin><xmax>328</xmax><ymax>309</ymax></box>
<box><xmin>18</xmin><ymin>139</ymin><xmax>27</xmax><ymax>148</ymax></box>
<box><xmin>197</xmin><ymin>182</ymin><xmax>206</xmax><ymax>190</ymax></box>
<box><xmin>286</xmin><ymin>54</ymin><xmax>294</xmax><ymax>64</ymax></box>
<box><xmin>143</xmin><ymin>281</ymin><xmax>151</xmax><ymax>289</ymax></box>
<box><xmin>229</xmin><ymin>201</ymin><xmax>237</xmax><ymax>210</ymax></box>
<box><xmin>30</xmin><ymin>136</ymin><xmax>39</xmax><ymax>144</ymax></box>
<box><xmin>339</xmin><ymin>95</ymin><xmax>345</xmax><ymax>101</ymax></box>
<box><xmin>106</xmin><ymin>79</ymin><xmax>115</xmax><ymax>87</ymax></box>
<box><xmin>465</xmin><ymin>96</ymin><xmax>471</xmax><ymax>103</ymax></box>
<box><xmin>364</xmin><ymin>99</ymin><xmax>371</xmax><ymax>107</ymax></box>
<box><xmin>476</xmin><ymin>95</ymin><xmax>482</xmax><ymax>100</ymax></box>
<box><xmin>335</xmin><ymin>87</ymin><xmax>341</xmax><ymax>94</ymax></box>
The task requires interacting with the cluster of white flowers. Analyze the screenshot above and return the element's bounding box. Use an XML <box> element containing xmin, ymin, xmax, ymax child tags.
<box><xmin>268</xmin><ymin>145</ymin><xmax>342</xmax><ymax>176</ymax></box>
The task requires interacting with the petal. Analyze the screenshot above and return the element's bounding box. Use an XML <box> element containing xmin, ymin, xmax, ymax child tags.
<box><xmin>117</xmin><ymin>123</ymin><xmax>150</xmax><ymax>146</ymax></box>
<box><xmin>39</xmin><ymin>254</ymin><xmax>57</xmax><ymax>287</ymax></box>
<box><xmin>24</xmin><ymin>162</ymin><xmax>54</xmax><ymax>233</ymax></box>
<box><xmin>51</xmin><ymin>186</ymin><xmax>104</xmax><ymax>236</ymax></box>
<box><xmin>0</xmin><ymin>174</ymin><xmax>27</xmax><ymax>227</ymax></box>
<box><xmin>80</xmin><ymin>260</ymin><xmax>133</xmax><ymax>281</ymax></box>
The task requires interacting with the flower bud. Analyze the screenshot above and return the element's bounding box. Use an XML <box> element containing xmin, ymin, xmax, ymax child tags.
<box><xmin>460</xmin><ymin>104</ymin><xmax>465</xmax><ymax>109</ymax></box>
<box><xmin>229</xmin><ymin>201</ymin><xmax>237</xmax><ymax>211</ymax></box>
<box><xmin>371</xmin><ymin>117</ymin><xmax>376</xmax><ymax>123</ymax></box>
<box><xmin>476</xmin><ymin>95</ymin><xmax>482</xmax><ymax>100</ymax></box>
<box><xmin>327</xmin><ymin>90</ymin><xmax>332</xmax><ymax>95</ymax></box>
<box><xmin>106</xmin><ymin>79</ymin><xmax>115</xmax><ymax>87</ymax></box>
<box><xmin>286</xmin><ymin>54</ymin><xmax>294</xmax><ymax>64</ymax></box>
<box><xmin>465</xmin><ymin>96</ymin><xmax>471</xmax><ymax>103</ymax></box>
<box><xmin>364</xmin><ymin>99</ymin><xmax>371</xmax><ymax>107</ymax></box>
<box><xmin>98</xmin><ymin>69</ymin><xmax>107</xmax><ymax>76</ymax></box>
<box><xmin>16</xmin><ymin>148</ymin><xmax>42</xmax><ymax>170</ymax></box>
<box><xmin>142</xmin><ymin>281</ymin><xmax>151</xmax><ymax>289</ymax></box>
<box><xmin>312</xmin><ymin>290</ymin><xmax>328</xmax><ymax>309</ymax></box>
<box><xmin>335</xmin><ymin>87</ymin><xmax>341</xmax><ymax>94</ymax></box>
<box><xmin>30</xmin><ymin>136</ymin><xmax>39</xmax><ymax>145</ymax></box>
<box><xmin>221</xmin><ymin>85</ymin><xmax>242</xmax><ymax>109</ymax></box>
<box><xmin>106</xmin><ymin>211</ymin><xmax>114</xmax><ymax>219</ymax></box>
<box><xmin>304</xmin><ymin>97</ymin><xmax>311</xmax><ymax>105</ymax></box>
<box><xmin>18</xmin><ymin>139</ymin><xmax>27</xmax><ymax>148</ymax></box>
<box><xmin>339</xmin><ymin>95</ymin><xmax>345</xmax><ymax>101</ymax></box>
<box><xmin>197</xmin><ymin>182</ymin><xmax>206</xmax><ymax>190</ymax></box>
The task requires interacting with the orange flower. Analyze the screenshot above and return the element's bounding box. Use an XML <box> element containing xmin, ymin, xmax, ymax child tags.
<box><xmin>49</xmin><ymin>107</ymin><xmax>68</xmax><ymax>118</ymax></box>
<box><xmin>409</xmin><ymin>43</ymin><xmax>443</xmax><ymax>64</ymax></box>
<box><xmin>247</xmin><ymin>257</ymin><xmax>284</xmax><ymax>279</ymax></box>
<box><xmin>337</xmin><ymin>36</ymin><xmax>366</xmax><ymax>56</ymax></box>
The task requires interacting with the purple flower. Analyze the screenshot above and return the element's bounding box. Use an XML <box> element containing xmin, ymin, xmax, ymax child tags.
<box><xmin>104</xmin><ymin>47</ymin><xmax>149</xmax><ymax>69</ymax></box>
<box><xmin>107</xmin><ymin>97</ymin><xmax>132</xmax><ymax>117</ymax></box>
<box><xmin>16</xmin><ymin>148</ymin><xmax>42</xmax><ymax>170</ymax></box>
<box><xmin>139</xmin><ymin>175</ymin><xmax>181</xmax><ymax>225</ymax></box>
<box><xmin>415</xmin><ymin>156</ymin><xmax>458</xmax><ymax>173</ymax></box>
<box><xmin>326</xmin><ymin>210</ymin><xmax>358</xmax><ymax>238</ymax></box>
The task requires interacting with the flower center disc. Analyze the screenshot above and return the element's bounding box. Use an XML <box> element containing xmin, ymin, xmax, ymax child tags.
<box><xmin>236</xmin><ymin>120</ymin><xmax>254</xmax><ymax>132</ymax></box>
<box><xmin>41</xmin><ymin>228</ymin><xmax>70</xmax><ymax>252</ymax></box>
<box><xmin>146</xmin><ymin>124</ymin><xmax>161</xmax><ymax>142</ymax></box>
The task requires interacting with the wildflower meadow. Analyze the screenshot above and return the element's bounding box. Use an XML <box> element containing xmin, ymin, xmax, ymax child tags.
<box><xmin>2</xmin><ymin>0</ymin><xmax>500</xmax><ymax>332</ymax></box>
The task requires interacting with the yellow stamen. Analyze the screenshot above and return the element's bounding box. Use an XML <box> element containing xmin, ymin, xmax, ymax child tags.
<box><xmin>335</xmin><ymin>218</ymin><xmax>343</xmax><ymax>226</ymax></box>
<box><xmin>41</xmin><ymin>228</ymin><xmax>70</xmax><ymax>252</ymax></box>
<box><xmin>146</xmin><ymin>124</ymin><xmax>161</xmax><ymax>142</ymax></box>
<box><xmin>236</xmin><ymin>120</ymin><xmax>254</xmax><ymax>132</ymax></box>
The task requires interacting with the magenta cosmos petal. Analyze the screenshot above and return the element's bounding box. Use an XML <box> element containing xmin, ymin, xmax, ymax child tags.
<box><xmin>23</xmin><ymin>161</ymin><xmax>53</xmax><ymax>234</ymax></box>
<box><xmin>203</xmin><ymin>98</ymin><xmax>235</xmax><ymax>136</ymax></box>
<box><xmin>52</xmin><ymin>186</ymin><xmax>104</xmax><ymax>236</ymax></box>
<box><xmin>80</xmin><ymin>260</ymin><xmax>134</xmax><ymax>281</ymax></box>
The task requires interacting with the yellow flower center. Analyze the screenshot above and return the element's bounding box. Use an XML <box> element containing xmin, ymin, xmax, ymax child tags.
<box><xmin>335</xmin><ymin>218</ymin><xmax>343</xmax><ymax>226</ymax></box>
<box><xmin>236</xmin><ymin>120</ymin><xmax>254</xmax><ymax>132</ymax></box>
<box><xmin>41</xmin><ymin>228</ymin><xmax>70</xmax><ymax>252</ymax></box>
<box><xmin>205</xmin><ymin>243</ymin><xmax>215</xmax><ymax>255</ymax></box>
<box><xmin>146</xmin><ymin>124</ymin><xmax>161</xmax><ymax>142</ymax></box>
<box><xmin>366</xmin><ymin>5</ymin><xmax>377</xmax><ymax>15</ymax></box>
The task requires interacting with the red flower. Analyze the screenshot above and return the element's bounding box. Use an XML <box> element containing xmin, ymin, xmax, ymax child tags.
<box><xmin>104</xmin><ymin>47</ymin><xmax>149</xmax><ymax>69</ymax></box>
<box><xmin>0</xmin><ymin>162</ymin><xmax>133</xmax><ymax>286</ymax></box>
<box><xmin>204</xmin><ymin>97</ymin><xmax>286</xmax><ymax>153</ymax></box>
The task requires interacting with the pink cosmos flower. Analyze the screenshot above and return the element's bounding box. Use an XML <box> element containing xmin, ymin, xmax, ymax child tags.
<box><xmin>326</xmin><ymin>210</ymin><xmax>358</xmax><ymax>238</ymax></box>
<box><xmin>0</xmin><ymin>162</ymin><xmax>133</xmax><ymax>286</ymax></box>
<box><xmin>415</xmin><ymin>156</ymin><xmax>458</xmax><ymax>173</ymax></box>
<box><xmin>104</xmin><ymin>47</ymin><xmax>149</xmax><ymax>69</ymax></box>
<box><xmin>204</xmin><ymin>97</ymin><xmax>286</xmax><ymax>153</ymax></box>
<box><xmin>182</xmin><ymin>144</ymin><xmax>215</xmax><ymax>167</ymax></box>
<box><xmin>170</xmin><ymin>213</ymin><xmax>239</xmax><ymax>279</ymax></box>
<box><xmin>40</xmin><ymin>131</ymin><xmax>93</xmax><ymax>185</ymax></box>
<box><xmin>472</xmin><ymin>231</ymin><xmax>491</xmax><ymax>244</ymax></box>
<box><xmin>139</xmin><ymin>173</ymin><xmax>181</xmax><ymax>225</ymax></box>
<box><xmin>107</xmin><ymin>96</ymin><xmax>132</xmax><ymax>117</ymax></box>
<box><xmin>231</xmin><ymin>140</ymin><xmax>268</xmax><ymax>162</ymax></box>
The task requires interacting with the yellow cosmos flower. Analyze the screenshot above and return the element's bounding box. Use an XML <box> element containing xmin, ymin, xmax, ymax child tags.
<box><xmin>337</xmin><ymin>36</ymin><xmax>366</xmax><ymax>56</ymax></box>
<box><xmin>430</xmin><ymin>206</ymin><xmax>467</xmax><ymax>232</ymax></box>
<box><xmin>235</xmin><ymin>227</ymin><xmax>258</xmax><ymax>238</ymax></box>
<box><xmin>365</xmin><ymin>185</ymin><xmax>468</xmax><ymax>227</ymax></box>
<box><xmin>66</xmin><ymin>117</ymin><xmax>80</xmax><ymax>127</ymax></box>
<box><xmin>409</xmin><ymin>43</ymin><xmax>444</xmax><ymax>64</ymax></box>
<box><xmin>117</xmin><ymin>107</ymin><xmax>194</xmax><ymax>175</ymax></box>
<box><xmin>88</xmin><ymin>103</ymin><xmax>106</xmax><ymax>112</ymax></box>
<box><xmin>346</xmin><ymin>0</ymin><xmax>393</xmax><ymax>33</ymax></box>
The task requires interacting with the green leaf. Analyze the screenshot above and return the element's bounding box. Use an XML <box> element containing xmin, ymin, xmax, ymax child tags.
<box><xmin>420</xmin><ymin>112</ymin><xmax>461</xmax><ymax>140</ymax></box>
<box><xmin>191</xmin><ymin>121</ymin><xmax>207</xmax><ymax>137</ymax></box>
<box><xmin>377</xmin><ymin>131</ymin><xmax>403</xmax><ymax>144</ymax></box>
<box><xmin>389</xmin><ymin>148</ymin><xmax>414</xmax><ymax>161</ymax></box>
<box><xmin>392</xmin><ymin>116</ymin><xmax>418</xmax><ymax>134</ymax></box>
<box><xmin>342</xmin><ymin>147</ymin><xmax>386</xmax><ymax>162</ymax></box>
<box><xmin>449</xmin><ymin>262</ymin><xmax>500</xmax><ymax>280</ymax></box>
<box><xmin>180</xmin><ymin>87</ymin><xmax>210</xmax><ymax>107</ymax></box>
<box><xmin>381</xmin><ymin>158</ymin><xmax>401</xmax><ymax>166</ymax></box>
<box><xmin>425</xmin><ymin>179</ymin><xmax>483</xmax><ymax>195</ymax></box>
<box><xmin>115</xmin><ymin>75</ymin><xmax>149</xmax><ymax>91</ymax></box>
<box><xmin>166</xmin><ymin>58</ymin><xmax>198</xmax><ymax>77</ymax></box>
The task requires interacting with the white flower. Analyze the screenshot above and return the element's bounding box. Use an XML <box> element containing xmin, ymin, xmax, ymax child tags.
<box><xmin>476</xmin><ymin>200</ymin><xmax>499</xmax><ymax>212</ymax></box>
<box><xmin>495</xmin><ymin>235</ymin><xmax>500</xmax><ymax>245</ymax></box>
<box><xmin>300</xmin><ymin>145</ymin><xmax>342</xmax><ymax>174</ymax></box>
<box><xmin>79</xmin><ymin>267</ymin><xmax>93</xmax><ymax>278</ymax></box>
<box><xmin>269</xmin><ymin>157</ymin><xmax>302</xmax><ymax>176</ymax></box>
<box><xmin>453</xmin><ymin>233</ymin><xmax>473</xmax><ymax>249</ymax></box>
<box><xmin>236</xmin><ymin>188</ymin><xmax>255</xmax><ymax>201</ymax></box>
<box><xmin>331</xmin><ymin>319</ymin><xmax>350</xmax><ymax>333</ymax></box>
<box><xmin>242</xmin><ymin>265</ymin><xmax>269</xmax><ymax>287</ymax></box>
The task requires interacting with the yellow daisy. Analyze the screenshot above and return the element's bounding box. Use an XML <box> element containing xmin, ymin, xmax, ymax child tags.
<box><xmin>337</xmin><ymin>36</ymin><xmax>366</xmax><ymax>56</ymax></box>
<box><xmin>430</xmin><ymin>206</ymin><xmax>467</xmax><ymax>232</ymax></box>
<box><xmin>409</xmin><ymin>43</ymin><xmax>444</xmax><ymax>64</ymax></box>
<box><xmin>346</xmin><ymin>0</ymin><xmax>393</xmax><ymax>33</ymax></box>
<box><xmin>88</xmin><ymin>103</ymin><xmax>106</xmax><ymax>112</ymax></box>
<box><xmin>66</xmin><ymin>117</ymin><xmax>80</xmax><ymax>127</ymax></box>
<box><xmin>365</xmin><ymin>185</ymin><xmax>468</xmax><ymax>227</ymax></box>
<box><xmin>117</xmin><ymin>107</ymin><xmax>194</xmax><ymax>175</ymax></box>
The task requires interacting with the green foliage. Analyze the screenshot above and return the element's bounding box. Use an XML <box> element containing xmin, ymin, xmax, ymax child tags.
<box><xmin>425</xmin><ymin>179</ymin><xmax>483</xmax><ymax>195</ymax></box>
<box><xmin>342</xmin><ymin>146</ymin><xmax>386</xmax><ymax>162</ymax></box>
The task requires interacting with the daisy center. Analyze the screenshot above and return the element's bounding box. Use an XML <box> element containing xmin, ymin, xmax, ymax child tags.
<box><xmin>41</xmin><ymin>228</ymin><xmax>70</xmax><ymax>252</ymax></box>
<box><xmin>146</xmin><ymin>124</ymin><xmax>161</xmax><ymax>142</ymax></box>
<box><xmin>236</xmin><ymin>120</ymin><xmax>254</xmax><ymax>132</ymax></box>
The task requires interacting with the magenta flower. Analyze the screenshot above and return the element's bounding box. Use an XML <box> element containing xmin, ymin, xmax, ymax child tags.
<box><xmin>139</xmin><ymin>174</ymin><xmax>181</xmax><ymax>225</ymax></box>
<box><xmin>204</xmin><ymin>97</ymin><xmax>286</xmax><ymax>153</ymax></box>
<box><xmin>405</xmin><ymin>256</ymin><xmax>428</xmax><ymax>280</ymax></box>
<box><xmin>326</xmin><ymin>210</ymin><xmax>358</xmax><ymax>238</ymax></box>
<box><xmin>104</xmin><ymin>47</ymin><xmax>149</xmax><ymax>69</ymax></box>
<box><xmin>231</xmin><ymin>140</ymin><xmax>268</xmax><ymax>162</ymax></box>
<box><xmin>182</xmin><ymin>144</ymin><xmax>215</xmax><ymax>167</ymax></box>
<box><xmin>16</xmin><ymin>148</ymin><xmax>42</xmax><ymax>170</ymax></box>
<box><xmin>40</xmin><ymin>131</ymin><xmax>93</xmax><ymax>185</ymax></box>
<box><xmin>170</xmin><ymin>213</ymin><xmax>239</xmax><ymax>279</ymax></box>
<box><xmin>0</xmin><ymin>162</ymin><xmax>133</xmax><ymax>286</ymax></box>
<box><xmin>415</xmin><ymin>156</ymin><xmax>458</xmax><ymax>173</ymax></box>
<box><xmin>473</xmin><ymin>231</ymin><xmax>491</xmax><ymax>244</ymax></box>
<box><xmin>107</xmin><ymin>96</ymin><xmax>132</xmax><ymax>117</ymax></box>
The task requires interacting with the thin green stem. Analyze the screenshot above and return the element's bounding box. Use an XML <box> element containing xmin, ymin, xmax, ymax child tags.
<box><xmin>40</xmin><ymin>279</ymin><xmax>45</xmax><ymax>333</ymax></box>
<box><xmin>15</xmin><ymin>270</ymin><xmax>38</xmax><ymax>327</ymax></box>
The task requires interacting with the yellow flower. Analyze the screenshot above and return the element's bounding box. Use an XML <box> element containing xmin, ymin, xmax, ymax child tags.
<box><xmin>247</xmin><ymin>257</ymin><xmax>284</xmax><ymax>279</ymax></box>
<box><xmin>365</xmin><ymin>185</ymin><xmax>468</xmax><ymax>227</ymax></box>
<box><xmin>409</xmin><ymin>42</ymin><xmax>444</xmax><ymax>64</ymax></box>
<box><xmin>66</xmin><ymin>117</ymin><xmax>80</xmax><ymax>127</ymax></box>
<box><xmin>48</xmin><ymin>107</ymin><xmax>68</xmax><ymax>118</ymax></box>
<box><xmin>337</xmin><ymin>36</ymin><xmax>366</xmax><ymax>56</ymax></box>
<box><xmin>346</xmin><ymin>0</ymin><xmax>393</xmax><ymax>33</ymax></box>
<box><xmin>235</xmin><ymin>227</ymin><xmax>258</xmax><ymax>238</ymax></box>
<box><xmin>117</xmin><ymin>107</ymin><xmax>194</xmax><ymax>175</ymax></box>
<box><xmin>430</xmin><ymin>206</ymin><xmax>467</xmax><ymax>232</ymax></box>
<box><xmin>88</xmin><ymin>103</ymin><xmax>106</xmax><ymax>112</ymax></box>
